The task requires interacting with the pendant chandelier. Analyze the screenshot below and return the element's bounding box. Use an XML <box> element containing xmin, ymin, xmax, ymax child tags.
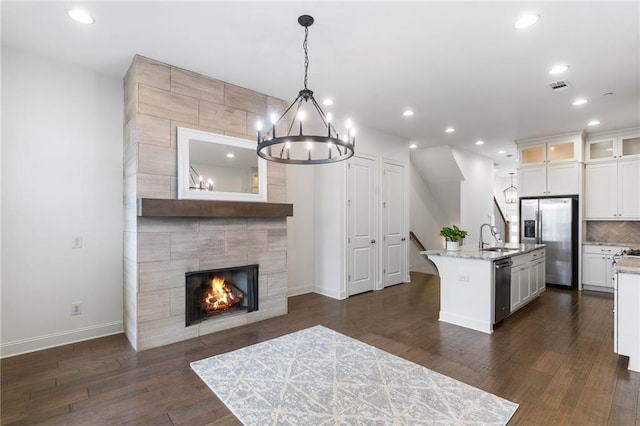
<box><xmin>256</xmin><ymin>15</ymin><xmax>355</xmax><ymax>165</ymax></box>
<box><xmin>504</xmin><ymin>172</ymin><xmax>518</xmax><ymax>204</ymax></box>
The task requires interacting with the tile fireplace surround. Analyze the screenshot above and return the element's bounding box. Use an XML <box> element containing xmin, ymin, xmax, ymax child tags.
<box><xmin>123</xmin><ymin>55</ymin><xmax>293</xmax><ymax>351</ymax></box>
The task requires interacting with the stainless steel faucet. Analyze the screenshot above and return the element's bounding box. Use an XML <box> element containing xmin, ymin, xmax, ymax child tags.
<box><xmin>479</xmin><ymin>223</ymin><xmax>497</xmax><ymax>249</ymax></box>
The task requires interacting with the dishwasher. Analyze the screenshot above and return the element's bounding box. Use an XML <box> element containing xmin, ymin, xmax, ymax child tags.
<box><xmin>494</xmin><ymin>258</ymin><xmax>512</xmax><ymax>325</ymax></box>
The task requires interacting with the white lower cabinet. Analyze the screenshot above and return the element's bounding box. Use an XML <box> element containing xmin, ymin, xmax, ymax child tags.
<box><xmin>582</xmin><ymin>244</ymin><xmax>627</xmax><ymax>291</ymax></box>
<box><xmin>615</xmin><ymin>272</ymin><xmax>640</xmax><ymax>372</ymax></box>
<box><xmin>510</xmin><ymin>249</ymin><xmax>545</xmax><ymax>314</ymax></box>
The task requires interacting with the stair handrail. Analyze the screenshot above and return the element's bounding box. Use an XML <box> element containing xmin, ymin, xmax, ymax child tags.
<box><xmin>409</xmin><ymin>231</ymin><xmax>426</xmax><ymax>251</ymax></box>
<box><xmin>493</xmin><ymin>196</ymin><xmax>510</xmax><ymax>243</ymax></box>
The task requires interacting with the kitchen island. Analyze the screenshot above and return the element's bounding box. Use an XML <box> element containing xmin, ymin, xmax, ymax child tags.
<box><xmin>614</xmin><ymin>255</ymin><xmax>640</xmax><ymax>372</ymax></box>
<box><xmin>421</xmin><ymin>243</ymin><xmax>546</xmax><ymax>334</ymax></box>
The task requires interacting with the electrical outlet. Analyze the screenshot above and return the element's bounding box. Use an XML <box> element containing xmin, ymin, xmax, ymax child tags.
<box><xmin>72</xmin><ymin>236</ymin><xmax>83</xmax><ymax>249</ymax></box>
<box><xmin>458</xmin><ymin>274</ymin><xmax>470</xmax><ymax>282</ymax></box>
<box><xmin>71</xmin><ymin>302</ymin><xmax>82</xmax><ymax>315</ymax></box>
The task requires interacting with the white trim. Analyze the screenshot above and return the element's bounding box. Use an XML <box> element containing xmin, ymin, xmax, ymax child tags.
<box><xmin>313</xmin><ymin>287</ymin><xmax>347</xmax><ymax>300</ymax></box>
<box><xmin>0</xmin><ymin>321</ymin><xmax>124</xmax><ymax>359</ymax></box>
<box><xmin>439</xmin><ymin>312</ymin><xmax>493</xmax><ymax>335</ymax></box>
<box><xmin>287</xmin><ymin>283</ymin><xmax>314</xmax><ymax>297</ymax></box>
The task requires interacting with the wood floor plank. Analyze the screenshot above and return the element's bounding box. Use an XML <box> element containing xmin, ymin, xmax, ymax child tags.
<box><xmin>2</xmin><ymin>273</ymin><xmax>640</xmax><ymax>425</ymax></box>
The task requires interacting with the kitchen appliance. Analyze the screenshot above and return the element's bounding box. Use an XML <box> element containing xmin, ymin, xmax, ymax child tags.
<box><xmin>494</xmin><ymin>258</ymin><xmax>512</xmax><ymax>324</ymax></box>
<box><xmin>520</xmin><ymin>196</ymin><xmax>578</xmax><ymax>288</ymax></box>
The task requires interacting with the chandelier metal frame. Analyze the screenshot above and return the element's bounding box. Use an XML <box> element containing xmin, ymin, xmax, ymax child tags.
<box><xmin>256</xmin><ymin>15</ymin><xmax>355</xmax><ymax>165</ymax></box>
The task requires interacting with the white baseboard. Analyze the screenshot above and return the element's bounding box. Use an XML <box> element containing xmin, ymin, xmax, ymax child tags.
<box><xmin>313</xmin><ymin>286</ymin><xmax>347</xmax><ymax>300</ymax></box>
<box><xmin>439</xmin><ymin>311</ymin><xmax>493</xmax><ymax>335</ymax></box>
<box><xmin>287</xmin><ymin>283</ymin><xmax>314</xmax><ymax>297</ymax></box>
<box><xmin>0</xmin><ymin>321</ymin><xmax>124</xmax><ymax>359</ymax></box>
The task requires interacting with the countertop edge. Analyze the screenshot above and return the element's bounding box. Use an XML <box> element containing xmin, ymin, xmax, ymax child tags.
<box><xmin>420</xmin><ymin>244</ymin><xmax>546</xmax><ymax>261</ymax></box>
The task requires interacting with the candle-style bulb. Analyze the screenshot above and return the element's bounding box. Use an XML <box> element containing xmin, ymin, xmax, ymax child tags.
<box><xmin>298</xmin><ymin>111</ymin><xmax>305</xmax><ymax>136</ymax></box>
<box><xmin>307</xmin><ymin>142</ymin><xmax>312</xmax><ymax>150</ymax></box>
<box><xmin>256</xmin><ymin>121</ymin><xmax>263</xmax><ymax>131</ymax></box>
<box><xmin>326</xmin><ymin>113</ymin><xmax>332</xmax><ymax>123</ymax></box>
<box><xmin>345</xmin><ymin>119</ymin><xmax>352</xmax><ymax>129</ymax></box>
<box><xmin>270</xmin><ymin>114</ymin><xmax>278</xmax><ymax>124</ymax></box>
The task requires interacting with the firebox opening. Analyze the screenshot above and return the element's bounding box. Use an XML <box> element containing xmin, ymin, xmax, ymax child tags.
<box><xmin>185</xmin><ymin>264</ymin><xmax>258</xmax><ymax>327</ymax></box>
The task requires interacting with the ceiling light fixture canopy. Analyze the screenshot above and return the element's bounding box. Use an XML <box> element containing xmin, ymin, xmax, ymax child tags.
<box><xmin>256</xmin><ymin>15</ymin><xmax>355</xmax><ymax>165</ymax></box>
<box><xmin>504</xmin><ymin>172</ymin><xmax>518</xmax><ymax>204</ymax></box>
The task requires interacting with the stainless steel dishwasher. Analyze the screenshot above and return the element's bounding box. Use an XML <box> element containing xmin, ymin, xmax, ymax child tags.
<box><xmin>494</xmin><ymin>258</ymin><xmax>512</xmax><ymax>325</ymax></box>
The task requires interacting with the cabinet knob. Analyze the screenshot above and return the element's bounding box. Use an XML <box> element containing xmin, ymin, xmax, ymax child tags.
<box><xmin>371</xmin><ymin>240</ymin><xmax>376</xmax><ymax>244</ymax></box>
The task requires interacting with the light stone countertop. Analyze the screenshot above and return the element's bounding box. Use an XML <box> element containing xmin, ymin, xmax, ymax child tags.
<box><xmin>420</xmin><ymin>243</ymin><xmax>546</xmax><ymax>261</ymax></box>
<box><xmin>583</xmin><ymin>241</ymin><xmax>637</xmax><ymax>248</ymax></box>
<box><xmin>614</xmin><ymin>257</ymin><xmax>640</xmax><ymax>275</ymax></box>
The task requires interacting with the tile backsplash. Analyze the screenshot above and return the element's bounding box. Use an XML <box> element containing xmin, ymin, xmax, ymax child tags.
<box><xmin>586</xmin><ymin>221</ymin><xmax>640</xmax><ymax>244</ymax></box>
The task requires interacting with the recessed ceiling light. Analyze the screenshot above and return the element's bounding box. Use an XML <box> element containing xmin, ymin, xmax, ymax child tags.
<box><xmin>403</xmin><ymin>110</ymin><xmax>414</xmax><ymax>117</ymax></box>
<box><xmin>322</xmin><ymin>98</ymin><xmax>334</xmax><ymax>106</ymax></box>
<box><xmin>588</xmin><ymin>120</ymin><xmax>601</xmax><ymax>126</ymax></box>
<box><xmin>572</xmin><ymin>98</ymin><xmax>588</xmax><ymax>106</ymax></box>
<box><xmin>409</xmin><ymin>143</ymin><xmax>418</xmax><ymax>149</ymax></box>
<box><xmin>498</xmin><ymin>150</ymin><xmax>505</xmax><ymax>154</ymax></box>
<box><xmin>549</xmin><ymin>64</ymin><xmax>569</xmax><ymax>74</ymax></box>
<box><xmin>226</xmin><ymin>153</ymin><xmax>235</xmax><ymax>158</ymax></box>
<box><xmin>67</xmin><ymin>9</ymin><xmax>95</xmax><ymax>24</ymax></box>
<box><xmin>475</xmin><ymin>140</ymin><xmax>484</xmax><ymax>146</ymax></box>
<box><xmin>514</xmin><ymin>14</ymin><xmax>540</xmax><ymax>29</ymax></box>
<box><xmin>445</xmin><ymin>127</ymin><xmax>455</xmax><ymax>133</ymax></box>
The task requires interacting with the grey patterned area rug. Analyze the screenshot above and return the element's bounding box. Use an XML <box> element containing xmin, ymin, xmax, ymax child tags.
<box><xmin>191</xmin><ymin>325</ymin><xmax>518</xmax><ymax>425</ymax></box>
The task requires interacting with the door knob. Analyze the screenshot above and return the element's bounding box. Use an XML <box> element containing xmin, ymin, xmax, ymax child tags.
<box><xmin>371</xmin><ymin>239</ymin><xmax>376</xmax><ymax>244</ymax></box>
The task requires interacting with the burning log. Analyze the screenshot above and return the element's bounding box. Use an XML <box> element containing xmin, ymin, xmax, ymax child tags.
<box><xmin>201</xmin><ymin>277</ymin><xmax>244</xmax><ymax>312</ymax></box>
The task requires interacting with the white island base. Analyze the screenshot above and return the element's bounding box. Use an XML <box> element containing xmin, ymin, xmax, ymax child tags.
<box><xmin>431</xmin><ymin>256</ymin><xmax>495</xmax><ymax>333</ymax></box>
<box><xmin>423</xmin><ymin>244</ymin><xmax>546</xmax><ymax>334</ymax></box>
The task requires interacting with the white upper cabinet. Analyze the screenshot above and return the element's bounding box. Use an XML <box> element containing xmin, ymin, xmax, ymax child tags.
<box><xmin>585</xmin><ymin>160</ymin><xmax>640</xmax><ymax>219</ymax></box>
<box><xmin>518</xmin><ymin>163</ymin><xmax>580</xmax><ymax>197</ymax></box>
<box><xmin>516</xmin><ymin>132</ymin><xmax>583</xmax><ymax>198</ymax></box>
<box><xmin>586</xmin><ymin>130</ymin><xmax>640</xmax><ymax>163</ymax></box>
<box><xmin>518</xmin><ymin>133</ymin><xmax>582</xmax><ymax>167</ymax></box>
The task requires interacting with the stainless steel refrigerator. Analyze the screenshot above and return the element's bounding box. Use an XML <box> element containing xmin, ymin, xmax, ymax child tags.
<box><xmin>520</xmin><ymin>196</ymin><xmax>578</xmax><ymax>288</ymax></box>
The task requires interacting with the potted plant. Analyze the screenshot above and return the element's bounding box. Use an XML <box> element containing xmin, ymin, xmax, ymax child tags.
<box><xmin>440</xmin><ymin>225</ymin><xmax>468</xmax><ymax>251</ymax></box>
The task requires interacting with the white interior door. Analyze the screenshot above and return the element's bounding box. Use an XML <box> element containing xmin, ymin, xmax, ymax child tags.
<box><xmin>347</xmin><ymin>155</ymin><xmax>377</xmax><ymax>296</ymax></box>
<box><xmin>382</xmin><ymin>161</ymin><xmax>406</xmax><ymax>287</ymax></box>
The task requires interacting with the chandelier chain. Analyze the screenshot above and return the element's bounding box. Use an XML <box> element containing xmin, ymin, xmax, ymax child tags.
<box><xmin>303</xmin><ymin>26</ymin><xmax>309</xmax><ymax>89</ymax></box>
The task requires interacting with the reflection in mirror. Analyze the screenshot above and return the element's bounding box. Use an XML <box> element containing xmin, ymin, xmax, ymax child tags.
<box><xmin>177</xmin><ymin>127</ymin><xmax>267</xmax><ymax>202</ymax></box>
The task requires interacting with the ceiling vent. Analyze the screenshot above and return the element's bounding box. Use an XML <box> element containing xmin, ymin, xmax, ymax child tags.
<box><xmin>547</xmin><ymin>79</ymin><xmax>570</xmax><ymax>91</ymax></box>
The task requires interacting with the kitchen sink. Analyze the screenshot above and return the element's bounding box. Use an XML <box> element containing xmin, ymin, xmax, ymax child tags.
<box><xmin>482</xmin><ymin>247</ymin><xmax>516</xmax><ymax>252</ymax></box>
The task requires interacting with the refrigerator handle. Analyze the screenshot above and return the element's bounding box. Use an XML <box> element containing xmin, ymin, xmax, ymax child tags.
<box><xmin>537</xmin><ymin>210</ymin><xmax>542</xmax><ymax>244</ymax></box>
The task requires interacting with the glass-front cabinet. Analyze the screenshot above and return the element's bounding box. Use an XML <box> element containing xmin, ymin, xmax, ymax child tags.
<box><xmin>586</xmin><ymin>131</ymin><xmax>640</xmax><ymax>162</ymax></box>
<box><xmin>520</xmin><ymin>144</ymin><xmax>546</xmax><ymax>166</ymax></box>
<box><xmin>518</xmin><ymin>136</ymin><xmax>581</xmax><ymax>167</ymax></box>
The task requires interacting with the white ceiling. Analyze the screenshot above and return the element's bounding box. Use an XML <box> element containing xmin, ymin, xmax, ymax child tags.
<box><xmin>3</xmin><ymin>1</ymin><xmax>639</xmax><ymax>175</ymax></box>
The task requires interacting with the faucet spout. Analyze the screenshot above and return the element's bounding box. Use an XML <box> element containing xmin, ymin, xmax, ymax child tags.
<box><xmin>479</xmin><ymin>223</ymin><xmax>496</xmax><ymax>249</ymax></box>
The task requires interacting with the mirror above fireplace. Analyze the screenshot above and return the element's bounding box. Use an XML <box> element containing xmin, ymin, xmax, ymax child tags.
<box><xmin>177</xmin><ymin>127</ymin><xmax>267</xmax><ymax>202</ymax></box>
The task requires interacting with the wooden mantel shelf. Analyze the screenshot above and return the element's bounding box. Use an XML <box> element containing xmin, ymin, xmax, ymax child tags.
<box><xmin>137</xmin><ymin>198</ymin><xmax>293</xmax><ymax>218</ymax></box>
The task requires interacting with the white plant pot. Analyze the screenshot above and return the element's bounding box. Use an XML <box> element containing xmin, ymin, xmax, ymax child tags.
<box><xmin>446</xmin><ymin>240</ymin><xmax>460</xmax><ymax>251</ymax></box>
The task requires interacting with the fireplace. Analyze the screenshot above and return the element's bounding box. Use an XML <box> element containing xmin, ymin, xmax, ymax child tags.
<box><xmin>185</xmin><ymin>264</ymin><xmax>259</xmax><ymax>327</ymax></box>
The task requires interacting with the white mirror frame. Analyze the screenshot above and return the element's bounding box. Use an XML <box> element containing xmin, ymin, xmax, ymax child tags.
<box><xmin>177</xmin><ymin>127</ymin><xmax>267</xmax><ymax>202</ymax></box>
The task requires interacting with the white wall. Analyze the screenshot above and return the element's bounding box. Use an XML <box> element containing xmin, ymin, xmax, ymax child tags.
<box><xmin>286</xmin><ymin>124</ymin><xmax>410</xmax><ymax>299</ymax></box>
<box><xmin>409</xmin><ymin>146</ymin><xmax>495</xmax><ymax>272</ymax></box>
<box><xmin>409</xmin><ymin>160</ymin><xmax>446</xmax><ymax>275</ymax></box>
<box><xmin>451</xmin><ymin>148</ymin><xmax>495</xmax><ymax>245</ymax></box>
<box><xmin>286</xmin><ymin>164</ymin><xmax>315</xmax><ymax>296</ymax></box>
<box><xmin>1</xmin><ymin>48</ymin><xmax>124</xmax><ymax>357</ymax></box>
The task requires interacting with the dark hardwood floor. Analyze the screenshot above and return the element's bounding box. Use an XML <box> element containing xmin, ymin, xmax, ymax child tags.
<box><xmin>2</xmin><ymin>272</ymin><xmax>639</xmax><ymax>425</ymax></box>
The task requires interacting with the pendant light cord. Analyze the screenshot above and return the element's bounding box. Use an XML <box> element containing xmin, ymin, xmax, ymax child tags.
<box><xmin>303</xmin><ymin>26</ymin><xmax>309</xmax><ymax>89</ymax></box>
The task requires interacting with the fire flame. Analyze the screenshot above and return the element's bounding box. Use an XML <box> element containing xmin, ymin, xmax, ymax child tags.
<box><xmin>201</xmin><ymin>277</ymin><xmax>243</xmax><ymax>312</ymax></box>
